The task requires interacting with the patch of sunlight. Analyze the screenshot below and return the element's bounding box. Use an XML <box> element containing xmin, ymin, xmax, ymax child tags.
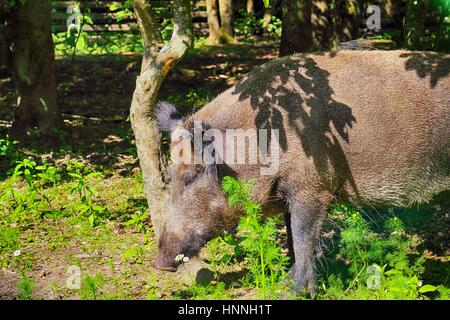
<box><xmin>103</xmin><ymin>135</ymin><xmax>124</xmax><ymax>144</ymax></box>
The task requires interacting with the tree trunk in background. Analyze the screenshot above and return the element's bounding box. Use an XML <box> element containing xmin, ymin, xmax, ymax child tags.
<box><xmin>0</xmin><ymin>3</ymin><xmax>11</xmax><ymax>76</ymax></box>
<box><xmin>8</xmin><ymin>0</ymin><xmax>62</xmax><ymax>138</ymax></box>
<box><xmin>130</xmin><ymin>0</ymin><xmax>193</xmax><ymax>238</ymax></box>
<box><xmin>383</xmin><ymin>0</ymin><xmax>407</xmax><ymax>47</ymax></box>
<box><xmin>246</xmin><ymin>0</ymin><xmax>254</xmax><ymax>15</ymax></box>
<box><xmin>280</xmin><ymin>0</ymin><xmax>313</xmax><ymax>56</ymax></box>
<box><xmin>345</xmin><ymin>0</ymin><xmax>362</xmax><ymax>40</ymax></box>
<box><xmin>403</xmin><ymin>0</ymin><xmax>429</xmax><ymax>49</ymax></box>
<box><xmin>262</xmin><ymin>7</ymin><xmax>271</xmax><ymax>30</ymax></box>
<box><xmin>206</xmin><ymin>0</ymin><xmax>223</xmax><ymax>45</ymax></box>
<box><xmin>218</xmin><ymin>0</ymin><xmax>235</xmax><ymax>39</ymax></box>
<box><xmin>384</xmin><ymin>0</ymin><xmax>403</xmax><ymax>25</ymax></box>
<box><xmin>311</xmin><ymin>0</ymin><xmax>332</xmax><ymax>48</ymax></box>
<box><xmin>332</xmin><ymin>0</ymin><xmax>362</xmax><ymax>46</ymax></box>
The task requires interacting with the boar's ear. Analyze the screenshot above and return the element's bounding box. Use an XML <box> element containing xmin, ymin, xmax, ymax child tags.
<box><xmin>201</xmin><ymin>124</ymin><xmax>221</xmax><ymax>181</ymax></box>
<box><xmin>185</xmin><ymin>120</ymin><xmax>219</xmax><ymax>181</ymax></box>
<box><xmin>155</xmin><ymin>101</ymin><xmax>183</xmax><ymax>133</ymax></box>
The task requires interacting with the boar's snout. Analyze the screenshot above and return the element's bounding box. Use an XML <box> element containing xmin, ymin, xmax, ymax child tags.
<box><xmin>153</xmin><ymin>250</ymin><xmax>178</xmax><ymax>272</ymax></box>
<box><xmin>153</xmin><ymin>223</ymin><xmax>214</xmax><ymax>273</ymax></box>
<box><xmin>152</xmin><ymin>228</ymin><xmax>187</xmax><ymax>273</ymax></box>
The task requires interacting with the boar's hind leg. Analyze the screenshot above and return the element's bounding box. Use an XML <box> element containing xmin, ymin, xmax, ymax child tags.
<box><xmin>284</xmin><ymin>212</ymin><xmax>295</xmax><ymax>263</ymax></box>
<box><xmin>287</xmin><ymin>195</ymin><xmax>330</xmax><ymax>296</ymax></box>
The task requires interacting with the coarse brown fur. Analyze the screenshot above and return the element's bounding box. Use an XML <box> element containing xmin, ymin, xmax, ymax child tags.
<box><xmin>154</xmin><ymin>50</ymin><xmax>450</xmax><ymax>294</ymax></box>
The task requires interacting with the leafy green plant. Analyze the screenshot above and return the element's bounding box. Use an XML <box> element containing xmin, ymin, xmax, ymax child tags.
<box><xmin>109</xmin><ymin>1</ymin><xmax>133</xmax><ymax>22</ymax></box>
<box><xmin>2</xmin><ymin>0</ymin><xmax>26</xmax><ymax>11</ymax></box>
<box><xmin>178</xmin><ymin>282</ymin><xmax>231</xmax><ymax>300</ymax></box>
<box><xmin>234</xmin><ymin>9</ymin><xmax>282</xmax><ymax>38</ymax></box>
<box><xmin>54</xmin><ymin>30</ymin><xmax>143</xmax><ymax>56</ymax></box>
<box><xmin>0</xmin><ymin>226</ymin><xmax>19</xmax><ymax>268</ymax></box>
<box><xmin>221</xmin><ymin>177</ymin><xmax>289</xmax><ymax>299</ymax></box>
<box><xmin>79</xmin><ymin>273</ymin><xmax>105</xmax><ymax>300</ymax></box>
<box><xmin>235</xmin><ymin>10</ymin><xmax>263</xmax><ymax>36</ymax></box>
<box><xmin>0</xmin><ymin>226</ymin><xmax>19</xmax><ymax>253</ymax></box>
<box><xmin>165</xmin><ymin>88</ymin><xmax>211</xmax><ymax>112</ymax></box>
<box><xmin>434</xmin><ymin>285</ymin><xmax>450</xmax><ymax>300</ymax></box>
<box><xmin>17</xmin><ymin>274</ymin><xmax>34</xmax><ymax>300</ymax></box>
<box><xmin>52</xmin><ymin>3</ymin><xmax>94</xmax><ymax>57</ymax></box>
<box><xmin>122</xmin><ymin>244</ymin><xmax>145</xmax><ymax>264</ymax></box>
<box><xmin>52</xmin><ymin>128</ymin><xmax>70</xmax><ymax>142</ymax></box>
<box><xmin>35</xmin><ymin>164</ymin><xmax>62</xmax><ymax>187</ymax></box>
<box><xmin>69</xmin><ymin>172</ymin><xmax>108</xmax><ymax>227</ymax></box>
<box><xmin>124</xmin><ymin>210</ymin><xmax>149</xmax><ymax>232</ymax></box>
<box><xmin>161</xmin><ymin>18</ymin><xmax>174</xmax><ymax>43</ymax></box>
<box><xmin>317</xmin><ymin>204</ymin><xmax>448</xmax><ymax>300</ymax></box>
<box><xmin>52</xmin><ymin>1</ymin><xmax>144</xmax><ymax>56</ymax></box>
<box><xmin>0</xmin><ymin>138</ymin><xmax>20</xmax><ymax>173</ymax></box>
<box><xmin>186</xmin><ymin>89</ymin><xmax>211</xmax><ymax>108</ymax></box>
<box><xmin>65</xmin><ymin>159</ymin><xmax>93</xmax><ymax>176</ymax></box>
<box><xmin>13</xmin><ymin>159</ymin><xmax>36</xmax><ymax>188</ymax></box>
<box><xmin>265</xmin><ymin>16</ymin><xmax>282</xmax><ymax>37</ymax></box>
<box><xmin>205</xmin><ymin>232</ymin><xmax>243</xmax><ymax>280</ymax></box>
<box><xmin>0</xmin><ymin>159</ymin><xmax>55</xmax><ymax>223</ymax></box>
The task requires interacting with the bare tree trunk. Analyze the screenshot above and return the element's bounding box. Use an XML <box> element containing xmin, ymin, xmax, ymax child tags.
<box><xmin>206</xmin><ymin>0</ymin><xmax>223</xmax><ymax>45</ymax></box>
<box><xmin>7</xmin><ymin>0</ymin><xmax>62</xmax><ymax>137</ymax></box>
<box><xmin>218</xmin><ymin>0</ymin><xmax>235</xmax><ymax>40</ymax></box>
<box><xmin>262</xmin><ymin>7</ymin><xmax>271</xmax><ymax>30</ymax></box>
<box><xmin>280</xmin><ymin>0</ymin><xmax>313</xmax><ymax>56</ymax></box>
<box><xmin>130</xmin><ymin>0</ymin><xmax>193</xmax><ymax>238</ymax></box>
<box><xmin>246</xmin><ymin>0</ymin><xmax>254</xmax><ymax>15</ymax></box>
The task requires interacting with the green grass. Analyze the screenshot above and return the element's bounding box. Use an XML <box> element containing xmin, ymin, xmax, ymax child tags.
<box><xmin>221</xmin><ymin>177</ymin><xmax>290</xmax><ymax>299</ymax></box>
<box><xmin>211</xmin><ymin>178</ymin><xmax>449</xmax><ymax>300</ymax></box>
<box><xmin>2</xmin><ymin>32</ymin><xmax>446</xmax><ymax>300</ymax></box>
<box><xmin>316</xmin><ymin>205</ymin><xmax>429</xmax><ymax>299</ymax></box>
<box><xmin>79</xmin><ymin>273</ymin><xmax>106</xmax><ymax>300</ymax></box>
<box><xmin>0</xmin><ymin>139</ymin><xmax>448</xmax><ymax>300</ymax></box>
<box><xmin>17</xmin><ymin>274</ymin><xmax>34</xmax><ymax>300</ymax></box>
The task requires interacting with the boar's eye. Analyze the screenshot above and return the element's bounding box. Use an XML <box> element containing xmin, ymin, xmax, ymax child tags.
<box><xmin>183</xmin><ymin>171</ymin><xmax>198</xmax><ymax>186</ymax></box>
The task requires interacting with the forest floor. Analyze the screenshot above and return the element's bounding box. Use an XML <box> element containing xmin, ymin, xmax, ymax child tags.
<box><xmin>0</xmin><ymin>39</ymin><xmax>448</xmax><ymax>300</ymax></box>
<box><xmin>0</xmin><ymin>39</ymin><xmax>279</xmax><ymax>299</ymax></box>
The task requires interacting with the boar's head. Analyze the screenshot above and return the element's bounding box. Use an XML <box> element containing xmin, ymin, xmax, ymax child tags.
<box><xmin>153</xmin><ymin>102</ymin><xmax>236</xmax><ymax>272</ymax></box>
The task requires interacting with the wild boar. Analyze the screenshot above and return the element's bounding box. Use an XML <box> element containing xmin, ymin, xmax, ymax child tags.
<box><xmin>153</xmin><ymin>50</ymin><xmax>450</xmax><ymax>295</ymax></box>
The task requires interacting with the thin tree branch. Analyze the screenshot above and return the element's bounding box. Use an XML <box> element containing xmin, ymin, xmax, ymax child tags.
<box><xmin>156</xmin><ymin>0</ymin><xmax>193</xmax><ymax>75</ymax></box>
<box><xmin>132</xmin><ymin>0</ymin><xmax>163</xmax><ymax>60</ymax></box>
<box><xmin>133</xmin><ymin>0</ymin><xmax>193</xmax><ymax>74</ymax></box>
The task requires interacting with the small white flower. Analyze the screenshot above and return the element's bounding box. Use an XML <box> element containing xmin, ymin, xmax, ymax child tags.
<box><xmin>417</xmin><ymin>281</ymin><xmax>423</xmax><ymax>287</ymax></box>
<box><xmin>182</xmin><ymin>256</ymin><xmax>190</xmax><ymax>263</ymax></box>
<box><xmin>13</xmin><ymin>250</ymin><xmax>21</xmax><ymax>257</ymax></box>
<box><xmin>175</xmin><ymin>254</ymin><xmax>184</xmax><ymax>262</ymax></box>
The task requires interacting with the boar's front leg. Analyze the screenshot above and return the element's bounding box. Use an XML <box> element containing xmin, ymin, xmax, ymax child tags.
<box><xmin>287</xmin><ymin>194</ymin><xmax>330</xmax><ymax>296</ymax></box>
